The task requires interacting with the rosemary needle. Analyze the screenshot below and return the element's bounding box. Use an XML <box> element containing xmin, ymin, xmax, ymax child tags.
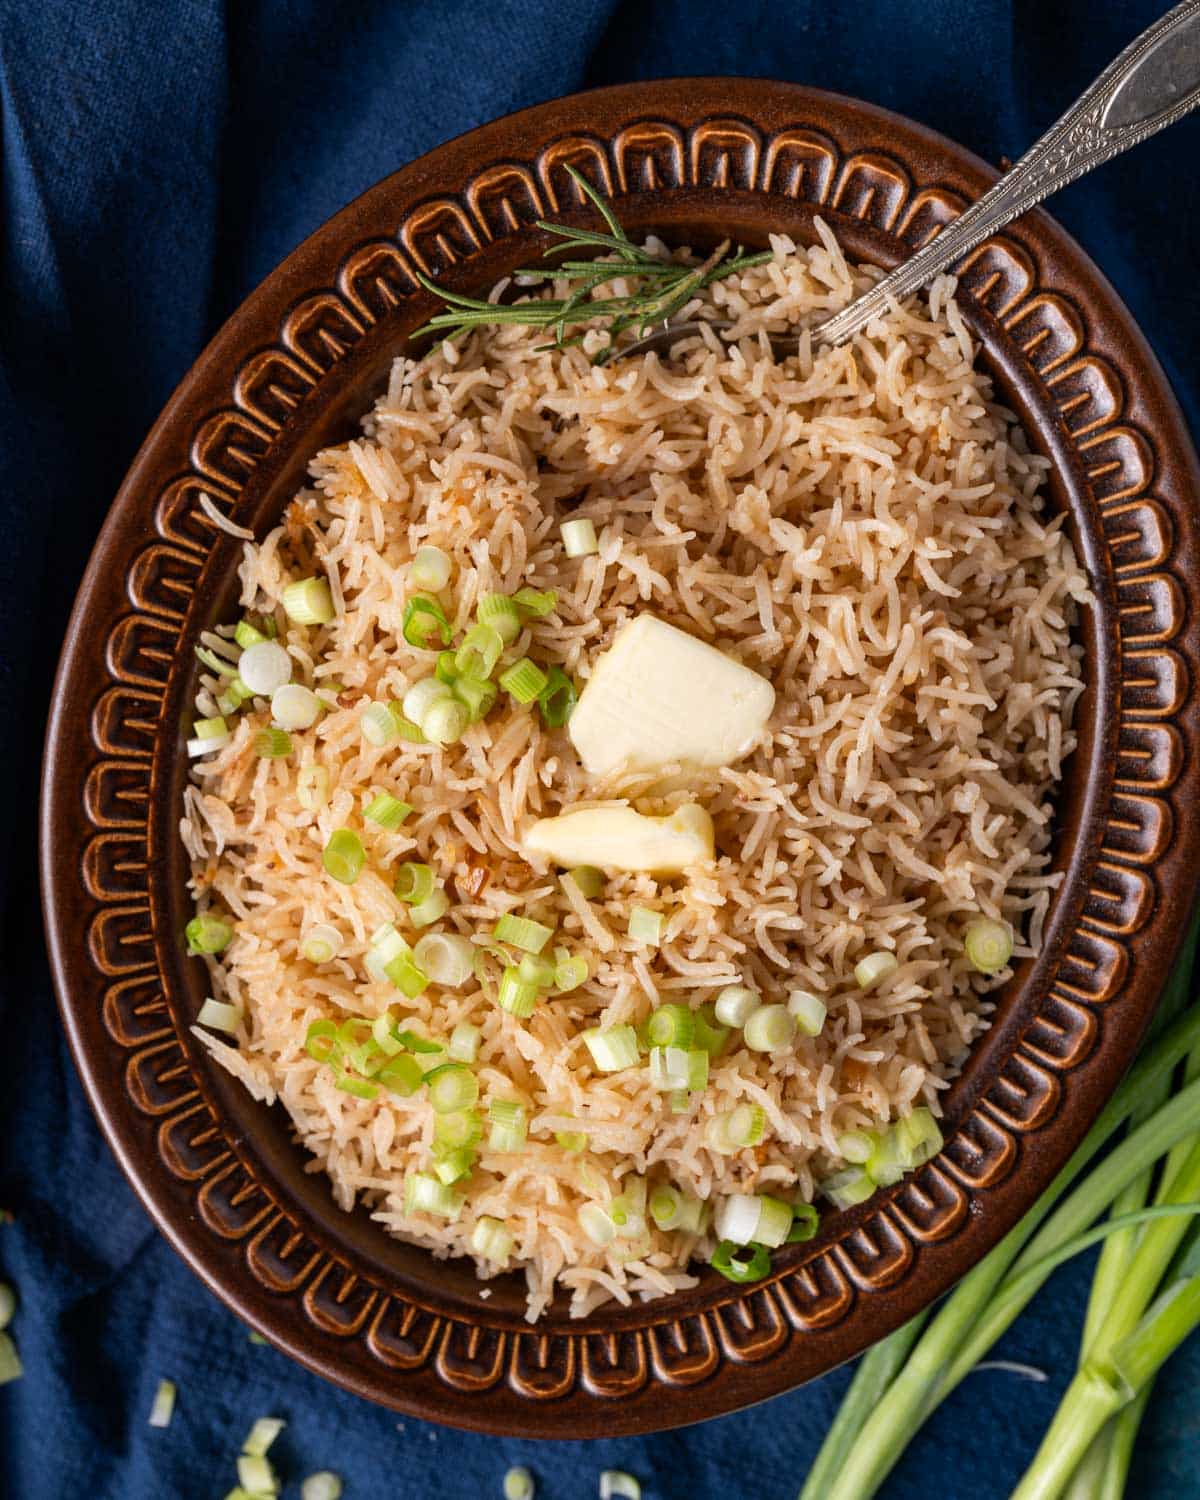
<box><xmin>413</xmin><ymin>164</ymin><xmax>771</xmax><ymax>363</ymax></box>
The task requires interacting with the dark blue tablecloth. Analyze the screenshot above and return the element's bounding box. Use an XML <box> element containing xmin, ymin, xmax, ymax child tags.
<box><xmin>3</xmin><ymin>2</ymin><xmax>1200</xmax><ymax>1495</ymax></box>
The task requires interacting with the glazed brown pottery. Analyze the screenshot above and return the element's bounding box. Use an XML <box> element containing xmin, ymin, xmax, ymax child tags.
<box><xmin>40</xmin><ymin>80</ymin><xmax>1200</xmax><ymax>1435</ymax></box>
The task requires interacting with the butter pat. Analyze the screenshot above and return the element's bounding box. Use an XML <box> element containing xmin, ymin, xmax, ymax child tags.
<box><xmin>524</xmin><ymin>803</ymin><xmax>715</xmax><ymax>874</ymax></box>
<box><xmin>568</xmin><ymin>614</ymin><xmax>775</xmax><ymax>777</ymax></box>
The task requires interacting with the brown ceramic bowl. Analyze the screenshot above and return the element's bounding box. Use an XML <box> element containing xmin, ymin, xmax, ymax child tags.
<box><xmin>41</xmin><ymin>80</ymin><xmax>1200</xmax><ymax>1435</ymax></box>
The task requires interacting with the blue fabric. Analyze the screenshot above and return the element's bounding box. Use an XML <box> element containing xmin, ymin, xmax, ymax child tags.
<box><xmin>3</xmin><ymin>2</ymin><xmax>1200</xmax><ymax>1495</ymax></box>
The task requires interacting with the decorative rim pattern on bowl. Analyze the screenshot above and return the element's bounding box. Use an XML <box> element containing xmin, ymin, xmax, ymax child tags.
<box><xmin>41</xmin><ymin>80</ymin><xmax>1200</xmax><ymax>1434</ymax></box>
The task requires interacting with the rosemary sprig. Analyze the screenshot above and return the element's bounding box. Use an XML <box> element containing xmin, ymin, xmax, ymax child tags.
<box><xmin>413</xmin><ymin>165</ymin><xmax>771</xmax><ymax>364</ymax></box>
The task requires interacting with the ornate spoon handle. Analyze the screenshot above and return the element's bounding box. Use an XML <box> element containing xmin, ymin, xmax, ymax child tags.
<box><xmin>815</xmin><ymin>0</ymin><xmax>1200</xmax><ymax>347</ymax></box>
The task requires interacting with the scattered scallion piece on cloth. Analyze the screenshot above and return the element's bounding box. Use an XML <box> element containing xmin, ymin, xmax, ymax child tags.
<box><xmin>300</xmin><ymin>1474</ymin><xmax>343</xmax><ymax>1500</ymax></box>
<box><xmin>598</xmin><ymin>1472</ymin><xmax>642</xmax><ymax>1500</ymax></box>
<box><xmin>147</xmin><ymin>1378</ymin><xmax>176</xmax><ymax>1428</ymax></box>
<box><xmin>0</xmin><ymin>1333</ymin><xmax>20</xmax><ymax>1386</ymax></box>
<box><xmin>503</xmin><ymin>1464</ymin><xmax>535</xmax><ymax>1500</ymax></box>
<box><xmin>242</xmin><ymin>1417</ymin><xmax>285</xmax><ymax>1458</ymax></box>
<box><xmin>0</xmin><ymin>1283</ymin><xmax>14</xmax><ymax>1331</ymax></box>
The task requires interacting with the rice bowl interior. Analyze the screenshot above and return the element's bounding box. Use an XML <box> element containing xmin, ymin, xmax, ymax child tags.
<box><xmin>181</xmin><ymin>224</ymin><xmax>1090</xmax><ymax>1322</ymax></box>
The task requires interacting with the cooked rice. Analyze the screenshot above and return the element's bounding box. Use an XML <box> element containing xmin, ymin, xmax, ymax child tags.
<box><xmin>184</xmin><ymin>228</ymin><xmax>1089</xmax><ymax>1320</ymax></box>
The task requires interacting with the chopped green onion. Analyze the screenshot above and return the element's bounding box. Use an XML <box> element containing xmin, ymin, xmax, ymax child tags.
<box><xmin>242</xmin><ymin>1416</ymin><xmax>285</xmax><ymax>1457</ymax></box>
<box><xmin>788</xmin><ymin>989</ymin><xmax>827</xmax><ymax>1036</ymax></box>
<box><xmin>476</xmin><ymin>592</ymin><xmax>522</xmax><ymax>644</ymax></box>
<box><xmin>434</xmin><ymin>1109</ymin><xmax>482</xmax><ymax>1152</ymax></box>
<box><xmin>553</xmin><ymin>949</ymin><xmax>589</xmax><ymax>992</ymax></box>
<box><xmin>0</xmin><ymin>1333</ymin><xmax>21</xmax><ymax>1386</ymax></box>
<box><xmin>235</xmin><ymin>619</ymin><xmax>267</xmax><ymax>650</ymax></box>
<box><xmin>564</xmin><ymin>865</ymin><xmax>604</xmax><ymax>899</ymax></box>
<box><xmin>561</xmin><ymin>517</ymin><xmax>599</xmax><ymax>557</ymax></box>
<box><xmin>409</xmin><ymin>889</ymin><xmax>450</xmax><ymax>929</ymax></box>
<box><xmin>788</xmin><ymin>1202</ymin><xmax>821</xmax><ymax>1242</ymax></box>
<box><xmin>669</xmin><ymin>1088</ymin><xmax>691</xmax><ymax>1114</ymax></box>
<box><xmin>499</xmin><ymin>657</ymin><xmax>549</xmax><ymax>704</ymax></box>
<box><xmin>402</xmin><ymin>593</ymin><xmax>453</xmax><ymax>649</ymax></box>
<box><xmin>897</xmin><ymin>1106</ymin><xmax>944</xmax><ymax>1167</ymax></box>
<box><xmin>693</xmin><ymin>1004</ymin><xmax>730</xmax><ymax>1059</ymax></box>
<box><xmin>839</xmin><ymin>1130</ymin><xmax>876</xmax><ymax>1165</ymax></box>
<box><xmin>517</xmin><ymin>952</ymin><xmax>557</xmax><ymax>987</ymax></box>
<box><xmin>555</xmin><ymin>1129</ymin><xmax>588</xmax><ymax>1153</ymax></box>
<box><xmin>394</xmin><ymin>1028</ymin><xmax>443</xmax><ymax>1054</ymax></box>
<box><xmin>493</xmin><ymin>913</ymin><xmax>555</xmax><ymax>954</ymax></box>
<box><xmin>193</xmin><ymin>714</ymin><xmax>229</xmax><ymax>740</ymax></box>
<box><xmin>578</xmin><ymin>1202</ymin><xmax>617</xmax><ymax>1247</ymax></box>
<box><xmin>628</xmin><ymin>906</ymin><xmax>664</xmax><ymax>946</ymax></box>
<box><xmin>822</xmin><ymin>1166</ymin><xmax>876</xmax><ymax>1209</ymax></box>
<box><xmin>237</xmin><ymin>1452</ymin><xmax>278</xmax><ymax>1495</ymax></box>
<box><xmin>434</xmin><ymin>1147</ymin><xmax>475</xmax><ymax>1186</ymax></box>
<box><xmin>383</xmin><ymin>952</ymin><xmax>428</xmax><ymax>998</ymax></box>
<box><xmin>195</xmin><ymin>643</ymin><xmax>233</xmax><ymax>675</ymax></box>
<box><xmin>376</xmin><ymin>1052</ymin><xmax>424</xmax><ymax>1096</ymax></box>
<box><xmin>215</xmin><ymin>680</ymin><xmax>252</xmax><ymax>717</ymax></box>
<box><xmin>964</xmin><ymin>917</ymin><xmax>1014</xmax><ymax>974</ymax></box>
<box><xmin>425</xmin><ymin>1063</ymin><xmax>479</xmax><ymax>1114</ymax></box>
<box><xmin>610</xmin><ymin>1180</ymin><xmax>647</xmax><ymax>1237</ymax></box>
<box><xmin>444</xmin><ymin>1024</ymin><xmax>481</xmax><ymax>1066</ymax></box>
<box><xmin>282</xmin><ymin>576</ymin><xmax>335</xmax><ymax>625</ymax></box>
<box><xmin>536</xmin><ymin>666</ymin><xmax>577</xmax><ymax>728</ymax></box>
<box><xmin>714</xmin><ymin>984</ymin><xmax>758</xmax><ymax>1028</ymax></box>
<box><xmin>716</xmin><ymin>1192</ymin><xmax>793</xmax><ymax>1248</ymax></box>
<box><xmin>0</xmin><ymin>1284</ymin><xmax>14</xmax><ymax>1332</ymax></box>
<box><xmin>488</xmin><ymin>1099</ymin><xmax>528</xmax><ymax>1152</ymax></box>
<box><xmin>473</xmin><ymin>1216</ymin><xmax>516</xmax><ymax>1266</ymax></box>
<box><xmin>254</xmin><ymin>727</ymin><xmax>293</xmax><ymax>759</ymax></box>
<box><xmin>706</xmin><ymin>1103</ymin><xmax>766</xmax><ymax>1155</ymax></box>
<box><xmin>710</xmin><ymin>1241</ymin><xmax>771</xmax><ymax>1284</ymax></box>
<box><xmin>196</xmin><ymin>998</ymin><xmax>241</xmax><ymax>1034</ymax></box>
<box><xmin>411</xmin><ymin>545</ymin><xmax>452</xmax><ymax>593</ymax></box>
<box><xmin>855</xmin><ymin>950</ymin><xmax>899</xmax><ymax>991</ymax></box>
<box><xmin>423</xmin><ymin>697</ymin><xmax>470</xmax><ymax>745</ymax></box>
<box><xmin>148</xmin><ymin>1377</ymin><xmax>176</xmax><ymax>1428</ymax></box>
<box><xmin>304</xmin><ymin>1019</ymin><xmax>338</xmax><ymax>1064</ymax></box>
<box><xmin>301</xmin><ymin>1473</ymin><xmax>344</xmax><ymax>1500</ymax></box>
<box><xmin>389</xmin><ymin>706</ymin><xmax>427</xmax><ymax>742</ymax></box>
<box><xmin>583</xmin><ymin>1025</ymin><xmax>640</xmax><ymax>1073</ymax></box>
<box><xmin>649</xmin><ymin>1185</ymin><xmax>705</xmax><ymax>1234</ymax></box>
<box><xmin>451</xmin><ymin>673</ymin><xmax>498</xmax><ymax>721</ymax></box>
<box><xmin>334</xmin><ymin>1070</ymin><xmax>379</xmax><ymax>1101</ymax></box>
<box><xmin>686</xmin><ymin>1049</ymin><xmax>710</xmax><ymax>1090</ymax></box>
<box><xmin>405</xmin><ymin>1171</ymin><xmax>461</xmax><ymax>1219</ymax></box>
<box><xmin>455</xmin><ymin>622</ymin><xmax>504</xmax><ymax>679</ymax></box>
<box><xmin>364</xmin><ymin>792</ymin><xmax>412</xmax><ymax>829</ymax></box>
<box><xmin>402</xmin><ymin>675</ymin><xmax>452</xmax><ymax>726</ymax></box>
<box><xmin>645</xmin><ymin>1004</ymin><xmax>695</xmax><ymax>1048</ymax></box>
<box><xmin>744</xmin><ymin>1003</ymin><xmax>795</xmax><ymax>1053</ymax></box>
<box><xmin>512</xmin><ymin>586</ymin><xmax>557</xmax><ymax>618</ymax></box>
<box><xmin>370</xmin><ymin>1013</ymin><xmax>403</xmax><ymax>1056</ymax></box>
<box><xmin>271</xmin><ymin>683</ymin><xmax>321</xmax><ymax>731</ymax></box>
<box><xmin>322</xmin><ymin>829</ymin><xmax>364</xmax><ymax>884</ymax></box>
<box><xmin>186</xmin><ymin>913</ymin><xmax>233</xmax><ymax>955</ymax></box>
<box><xmin>238</xmin><ymin>640</ymin><xmax>292</xmax><ymax>696</ymax></box>
<box><xmin>498</xmin><ymin>966</ymin><xmax>539</xmax><ymax>1018</ymax></box>
<box><xmin>435</xmin><ymin>650</ymin><xmax>460</xmax><ymax>684</ymax></box>
<box><xmin>360</xmin><ymin>701</ymin><xmax>400</xmax><ymax>746</ymax></box>
<box><xmin>370</xmin><ymin>921</ymin><xmax>410</xmax><ymax>966</ymax></box>
<box><xmin>416</xmin><ymin>935</ymin><xmax>476</xmax><ymax>990</ymax></box>
<box><xmin>648</xmin><ymin>1045</ymin><xmax>692</xmax><ymax>1091</ymax></box>
<box><xmin>394</xmin><ymin>862</ymin><xmax>435</xmax><ymax>903</ymax></box>
<box><xmin>297</xmin><ymin>763</ymin><xmax>329</xmax><ymax>811</ymax></box>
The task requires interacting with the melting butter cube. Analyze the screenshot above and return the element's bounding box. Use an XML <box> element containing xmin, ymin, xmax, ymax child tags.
<box><xmin>524</xmin><ymin>803</ymin><xmax>714</xmax><ymax>874</ymax></box>
<box><xmin>568</xmin><ymin>614</ymin><xmax>775</xmax><ymax>777</ymax></box>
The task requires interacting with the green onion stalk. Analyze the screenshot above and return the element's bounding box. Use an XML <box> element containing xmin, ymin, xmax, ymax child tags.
<box><xmin>798</xmin><ymin>910</ymin><xmax>1200</xmax><ymax>1500</ymax></box>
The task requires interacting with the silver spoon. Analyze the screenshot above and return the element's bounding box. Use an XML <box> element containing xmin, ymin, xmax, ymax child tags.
<box><xmin>615</xmin><ymin>0</ymin><xmax>1200</xmax><ymax>363</ymax></box>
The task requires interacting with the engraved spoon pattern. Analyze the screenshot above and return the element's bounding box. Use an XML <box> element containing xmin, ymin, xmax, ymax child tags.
<box><xmin>613</xmin><ymin>0</ymin><xmax>1200</xmax><ymax>363</ymax></box>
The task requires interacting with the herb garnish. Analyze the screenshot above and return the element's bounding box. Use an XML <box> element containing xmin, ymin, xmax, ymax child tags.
<box><xmin>414</xmin><ymin>165</ymin><xmax>771</xmax><ymax>364</ymax></box>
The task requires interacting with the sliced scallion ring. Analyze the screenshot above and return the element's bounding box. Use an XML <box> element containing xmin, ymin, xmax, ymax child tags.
<box><xmin>493</xmin><ymin>913</ymin><xmax>555</xmax><ymax>954</ymax></box>
<box><xmin>497</xmin><ymin>966</ymin><xmax>539</xmax><ymax>1017</ymax></box>
<box><xmin>788</xmin><ymin>988</ymin><xmax>827</xmax><ymax>1036</ymax></box>
<box><xmin>455</xmin><ymin>622</ymin><xmax>504</xmax><ymax>680</ymax></box>
<box><xmin>415</xmin><ymin>935</ymin><xmax>476</xmax><ymax>990</ymax></box>
<box><xmin>410</xmin><ymin>545</ymin><xmax>452</xmax><ymax>593</ymax></box>
<box><xmin>271</xmin><ymin>683</ymin><xmax>321</xmax><ymax>731</ymax></box>
<box><xmin>404</xmin><ymin>1171</ymin><xmax>461</xmax><ymax>1219</ymax></box>
<box><xmin>536</xmin><ymin>666</ymin><xmax>577</xmax><ymax>728</ymax></box>
<box><xmin>512</xmin><ymin>586</ymin><xmax>557</xmax><ymax>618</ymax></box>
<box><xmin>281</xmin><ymin>576</ymin><xmax>335</xmax><ymax>625</ymax></box>
<box><xmin>196</xmin><ymin>997</ymin><xmax>241</xmax><ymax>1034</ymax></box>
<box><xmin>394</xmin><ymin>862</ymin><xmax>435</xmax><ymax>903</ymax></box>
<box><xmin>499</xmin><ymin>657</ymin><xmax>549</xmax><ymax>704</ymax></box>
<box><xmin>422</xmin><ymin>697</ymin><xmax>470</xmax><ymax>745</ymax></box>
<box><xmin>364</xmin><ymin>792</ymin><xmax>412</xmax><ymax>829</ymax></box>
<box><xmin>627</xmin><ymin>906</ymin><xmax>664</xmax><ymax>946</ymax></box>
<box><xmin>301</xmin><ymin>1473</ymin><xmax>344</xmax><ymax>1500</ymax></box>
<box><xmin>402</xmin><ymin>675</ymin><xmax>452</xmax><ymax>726</ymax></box>
<box><xmin>561</xmin><ymin>516</ymin><xmax>599</xmax><ymax>557</ymax></box>
<box><xmin>148</xmin><ymin>1378</ymin><xmax>176</xmax><ymax>1428</ymax></box>
<box><xmin>375</xmin><ymin>1053</ymin><xmax>424</xmax><ymax>1097</ymax></box>
<box><xmin>644</xmin><ymin>1004</ymin><xmax>694</xmax><ymax>1048</ymax></box>
<box><xmin>582</xmin><ymin>1025</ymin><xmax>639</xmax><ymax>1073</ymax></box>
<box><xmin>578</xmin><ymin>1201</ymin><xmax>616</xmax><ymax>1247</ymax></box>
<box><xmin>322</xmin><ymin>829</ymin><xmax>364</xmax><ymax>884</ymax></box>
<box><xmin>476</xmin><ymin>592</ymin><xmax>521</xmax><ymax>645</ymax></box>
<box><xmin>424</xmin><ymin>1063</ymin><xmax>480</xmax><ymax>1114</ymax></box>
<box><xmin>743</xmin><ymin>1003</ymin><xmax>794</xmax><ymax>1053</ymax></box>
<box><xmin>854</xmin><ymin>950</ymin><xmax>899</xmax><ymax>992</ymax></box>
<box><xmin>710</xmin><ymin>1240</ymin><xmax>771</xmax><ymax>1284</ymax></box>
<box><xmin>487</xmin><ymin>1098</ymin><xmax>528</xmax><ymax>1152</ymax></box>
<box><xmin>185</xmin><ymin>913</ymin><xmax>233</xmax><ymax>955</ymax></box>
<box><xmin>563</xmin><ymin>865</ymin><xmax>604</xmax><ymax>899</ymax></box>
<box><xmin>964</xmin><ymin>917</ymin><xmax>1014</xmax><ymax>974</ymax></box>
<box><xmin>472</xmin><ymin>1216</ymin><xmax>516</xmax><ymax>1266</ymax></box>
<box><xmin>401</xmin><ymin>593</ymin><xmax>453</xmax><ymax>649</ymax></box>
<box><xmin>410</xmin><ymin>888</ymin><xmax>450</xmax><ymax>929</ymax></box>
<box><xmin>253</xmin><ymin>726</ymin><xmax>293</xmax><ymax>759</ymax></box>
<box><xmin>714</xmin><ymin>984</ymin><xmax>758</xmax><ymax>1029</ymax></box>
